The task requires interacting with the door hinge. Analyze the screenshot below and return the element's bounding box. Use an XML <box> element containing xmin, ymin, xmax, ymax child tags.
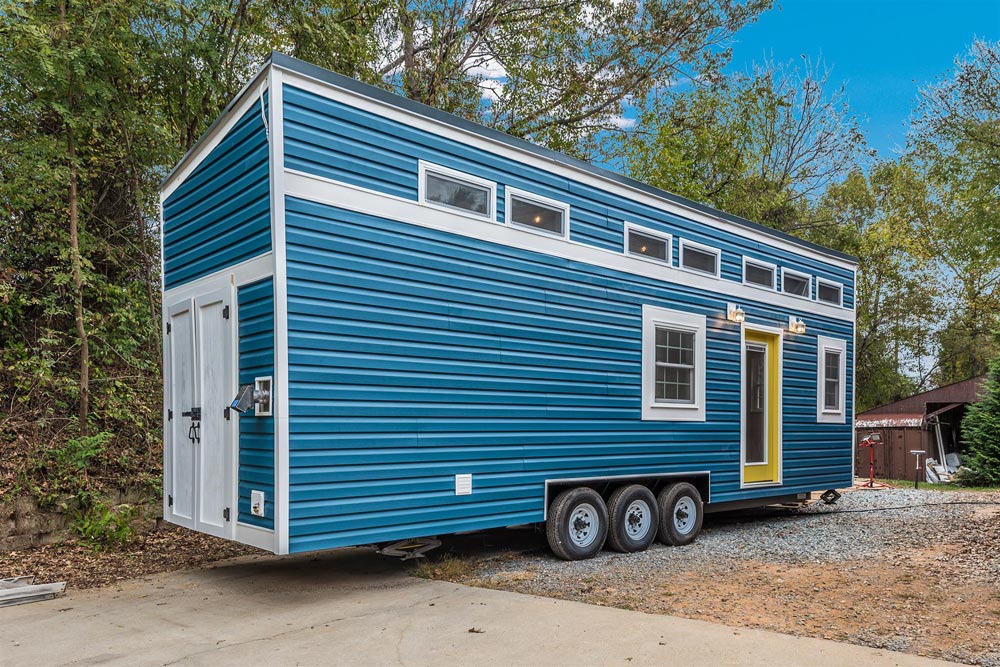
<box><xmin>223</xmin><ymin>507</ymin><xmax>231</xmax><ymax>522</ymax></box>
<box><xmin>224</xmin><ymin>406</ymin><xmax>231</xmax><ymax>420</ymax></box>
<box><xmin>166</xmin><ymin>322</ymin><xmax>171</xmax><ymax>334</ymax></box>
<box><xmin>168</xmin><ymin>495</ymin><xmax>173</xmax><ymax>507</ymax></box>
<box><xmin>222</xmin><ymin>305</ymin><xmax>230</xmax><ymax>320</ymax></box>
<box><xmin>168</xmin><ymin>409</ymin><xmax>173</xmax><ymax>421</ymax></box>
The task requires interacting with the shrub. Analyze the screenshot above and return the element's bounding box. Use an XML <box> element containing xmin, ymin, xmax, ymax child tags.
<box><xmin>959</xmin><ymin>355</ymin><xmax>1000</xmax><ymax>486</ymax></box>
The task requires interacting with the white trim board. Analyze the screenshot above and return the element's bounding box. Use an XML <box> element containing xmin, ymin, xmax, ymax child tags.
<box><xmin>641</xmin><ymin>305</ymin><xmax>707</xmax><ymax>422</ymax></box>
<box><xmin>276</xmin><ymin>67</ymin><xmax>856</xmax><ymax>273</ymax></box>
<box><xmin>162</xmin><ymin>253</ymin><xmax>275</xmax><ymax>303</ymax></box>
<box><xmin>284</xmin><ymin>168</ymin><xmax>856</xmax><ymax>324</ymax></box>
<box><xmin>269</xmin><ymin>67</ymin><xmax>291</xmax><ymax>555</ymax></box>
<box><xmin>816</xmin><ymin>335</ymin><xmax>848</xmax><ymax>424</ymax></box>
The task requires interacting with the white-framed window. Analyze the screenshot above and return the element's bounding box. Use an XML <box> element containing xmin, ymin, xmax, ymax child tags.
<box><xmin>816</xmin><ymin>335</ymin><xmax>847</xmax><ymax>423</ymax></box>
<box><xmin>781</xmin><ymin>268</ymin><xmax>812</xmax><ymax>299</ymax></box>
<box><xmin>743</xmin><ymin>257</ymin><xmax>777</xmax><ymax>290</ymax></box>
<box><xmin>817</xmin><ymin>279</ymin><xmax>843</xmax><ymax>307</ymax></box>
<box><xmin>505</xmin><ymin>187</ymin><xmax>570</xmax><ymax>239</ymax></box>
<box><xmin>679</xmin><ymin>239</ymin><xmax>721</xmax><ymax>278</ymax></box>
<box><xmin>624</xmin><ymin>223</ymin><xmax>671</xmax><ymax>265</ymax></box>
<box><xmin>418</xmin><ymin>161</ymin><xmax>496</xmax><ymax>222</ymax></box>
<box><xmin>642</xmin><ymin>305</ymin><xmax>706</xmax><ymax>421</ymax></box>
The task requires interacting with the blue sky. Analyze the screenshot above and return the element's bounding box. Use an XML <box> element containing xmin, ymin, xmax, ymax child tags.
<box><xmin>725</xmin><ymin>0</ymin><xmax>1000</xmax><ymax>157</ymax></box>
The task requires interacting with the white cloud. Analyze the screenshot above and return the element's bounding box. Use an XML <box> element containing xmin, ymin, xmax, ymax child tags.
<box><xmin>609</xmin><ymin>115</ymin><xmax>636</xmax><ymax>129</ymax></box>
<box><xmin>479</xmin><ymin>78</ymin><xmax>505</xmax><ymax>102</ymax></box>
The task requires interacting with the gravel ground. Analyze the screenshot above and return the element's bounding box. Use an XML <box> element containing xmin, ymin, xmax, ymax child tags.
<box><xmin>425</xmin><ymin>487</ymin><xmax>1000</xmax><ymax>666</ymax></box>
<box><xmin>465</xmin><ymin>488</ymin><xmax>1000</xmax><ymax>584</ymax></box>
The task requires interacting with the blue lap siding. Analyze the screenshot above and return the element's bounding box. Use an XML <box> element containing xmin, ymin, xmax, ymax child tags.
<box><xmin>284</xmin><ymin>198</ymin><xmax>854</xmax><ymax>553</ymax></box>
<box><xmin>162</xmin><ymin>100</ymin><xmax>271</xmax><ymax>290</ymax></box>
<box><xmin>282</xmin><ymin>84</ymin><xmax>854</xmax><ymax>309</ymax></box>
<box><xmin>237</xmin><ymin>278</ymin><xmax>275</xmax><ymax>529</ymax></box>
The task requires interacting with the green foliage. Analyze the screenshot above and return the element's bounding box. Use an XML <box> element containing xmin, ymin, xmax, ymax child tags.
<box><xmin>72</xmin><ymin>493</ymin><xmax>137</xmax><ymax>549</ymax></box>
<box><xmin>959</xmin><ymin>351</ymin><xmax>1000</xmax><ymax>487</ymax></box>
<box><xmin>622</xmin><ymin>59</ymin><xmax>870</xmax><ymax>233</ymax></box>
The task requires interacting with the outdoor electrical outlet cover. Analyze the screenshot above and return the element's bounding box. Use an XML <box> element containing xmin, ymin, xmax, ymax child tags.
<box><xmin>251</xmin><ymin>490</ymin><xmax>265</xmax><ymax>517</ymax></box>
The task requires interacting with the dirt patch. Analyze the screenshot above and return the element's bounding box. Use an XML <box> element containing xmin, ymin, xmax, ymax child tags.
<box><xmin>0</xmin><ymin>524</ymin><xmax>263</xmax><ymax>589</ymax></box>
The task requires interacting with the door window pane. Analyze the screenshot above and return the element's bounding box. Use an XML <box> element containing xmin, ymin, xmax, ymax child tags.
<box><xmin>745</xmin><ymin>345</ymin><xmax>767</xmax><ymax>464</ymax></box>
<box><xmin>628</xmin><ymin>230</ymin><xmax>668</xmax><ymax>262</ymax></box>
<box><xmin>510</xmin><ymin>195</ymin><xmax>565</xmax><ymax>235</ymax></box>
<box><xmin>425</xmin><ymin>171</ymin><xmax>491</xmax><ymax>216</ymax></box>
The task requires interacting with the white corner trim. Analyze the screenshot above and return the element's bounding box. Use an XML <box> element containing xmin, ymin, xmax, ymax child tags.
<box><xmin>269</xmin><ymin>67</ymin><xmax>291</xmax><ymax>556</ymax></box>
<box><xmin>816</xmin><ymin>335</ymin><xmax>847</xmax><ymax>424</ymax></box>
<box><xmin>275</xmin><ymin>68</ymin><xmax>857</xmax><ymax>272</ymax></box>
<box><xmin>505</xmin><ymin>186</ymin><xmax>571</xmax><ymax>240</ymax></box>
<box><xmin>161</xmin><ymin>75</ymin><xmax>270</xmax><ymax>202</ymax></box>
<box><xmin>624</xmin><ymin>222</ymin><xmax>672</xmax><ymax>266</ymax></box>
<box><xmin>641</xmin><ymin>305</ymin><xmax>707</xmax><ymax>422</ymax></box>
<box><xmin>742</xmin><ymin>256</ymin><xmax>778</xmax><ymax>291</ymax></box>
<box><xmin>418</xmin><ymin>160</ymin><xmax>497</xmax><ymax>223</ymax></box>
<box><xmin>678</xmin><ymin>238</ymin><xmax>722</xmax><ymax>279</ymax></box>
<box><xmin>283</xmin><ymin>168</ymin><xmax>857</xmax><ymax>324</ymax></box>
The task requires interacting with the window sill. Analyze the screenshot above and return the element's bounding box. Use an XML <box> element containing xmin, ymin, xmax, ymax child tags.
<box><xmin>642</xmin><ymin>403</ymin><xmax>706</xmax><ymax>422</ymax></box>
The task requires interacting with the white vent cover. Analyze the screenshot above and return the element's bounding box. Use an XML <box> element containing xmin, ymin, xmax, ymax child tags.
<box><xmin>455</xmin><ymin>474</ymin><xmax>473</xmax><ymax>496</ymax></box>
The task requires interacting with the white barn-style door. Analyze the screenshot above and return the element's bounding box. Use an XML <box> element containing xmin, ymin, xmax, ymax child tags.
<box><xmin>164</xmin><ymin>286</ymin><xmax>235</xmax><ymax>539</ymax></box>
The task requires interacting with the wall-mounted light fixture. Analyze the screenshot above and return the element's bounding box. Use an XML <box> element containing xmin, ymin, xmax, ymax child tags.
<box><xmin>727</xmin><ymin>303</ymin><xmax>746</xmax><ymax>323</ymax></box>
<box><xmin>788</xmin><ymin>316</ymin><xmax>807</xmax><ymax>334</ymax></box>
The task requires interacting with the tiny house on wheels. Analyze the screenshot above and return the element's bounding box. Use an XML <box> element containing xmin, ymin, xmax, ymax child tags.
<box><xmin>160</xmin><ymin>53</ymin><xmax>856</xmax><ymax>561</ymax></box>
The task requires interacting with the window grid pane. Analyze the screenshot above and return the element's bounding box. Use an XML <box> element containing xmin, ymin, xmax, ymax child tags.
<box><xmin>425</xmin><ymin>172</ymin><xmax>490</xmax><ymax>216</ymax></box>
<box><xmin>824</xmin><ymin>351</ymin><xmax>841</xmax><ymax>410</ymax></box>
<box><xmin>628</xmin><ymin>231</ymin><xmax>668</xmax><ymax>261</ymax></box>
<box><xmin>654</xmin><ymin>326</ymin><xmax>695</xmax><ymax>404</ymax></box>
<box><xmin>510</xmin><ymin>196</ymin><xmax>564</xmax><ymax>235</ymax></box>
<box><xmin>656</xmin><ymin>366</ymin><xmax>692</xmax><ymax>402</ymax></box>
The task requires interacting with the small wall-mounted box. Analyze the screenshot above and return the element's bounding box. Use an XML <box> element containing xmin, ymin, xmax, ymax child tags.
<box><xmin>254</xmin><ymin>376</ymin><xmax>272</xmax><ymax>416</ymax></box>
<box><xmin>251</xmin><ymin>489</ymin><xmax>266</xmax><ymax>517</ymax></box>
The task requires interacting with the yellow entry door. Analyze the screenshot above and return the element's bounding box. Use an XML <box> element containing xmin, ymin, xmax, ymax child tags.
<box><xmin>743</xmin><ymin>330</ymin><xmax>780</xmax><ymax>484</ymax></box>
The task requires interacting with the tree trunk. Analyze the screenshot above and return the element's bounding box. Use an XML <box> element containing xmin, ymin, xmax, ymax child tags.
<box><xmin>63</xmin><ymin>0</ymin><xmax>89</xmax><ymax>437</ymax></box>
<box><xmin>69</xmin><ymin>131</ymin><xmax>89</xmax><ymax>438</ymax></box>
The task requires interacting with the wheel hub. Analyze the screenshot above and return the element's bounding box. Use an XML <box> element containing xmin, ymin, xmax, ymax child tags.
<box><xmin>568</xmin><ymin>503</ymin><xmax>599</xmax><ymax>548</ymax></box>
<box><xmin>673</xmin><ymin>496</ymin><xmax>695</xmax><ymax>534</ymax></box>
<box><xmin>624</xmin><ymin>499</ymin><xmax>651</xmax><ymax>539</ymax></box>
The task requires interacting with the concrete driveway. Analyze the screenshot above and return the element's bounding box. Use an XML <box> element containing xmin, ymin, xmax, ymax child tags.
<box><xmin>0</xmin><ymin>548</ymin><xmax>957</xmax><ymax>667</ymax></box>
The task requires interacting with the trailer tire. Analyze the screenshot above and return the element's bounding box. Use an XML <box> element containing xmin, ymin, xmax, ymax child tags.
<box><xmin>606</xmin><ymin>484</ymin><xmax>659</xmax><ymax>553</ymax></box>
<box><xmin>657</xmin><ymin>482</ymin><xmax>703</xmax><ymax>546</ymax></box>
<box><xmin>546</xmin><ymin>487</ymin><xmax>609</xmax><ymax>560</ymax></box>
